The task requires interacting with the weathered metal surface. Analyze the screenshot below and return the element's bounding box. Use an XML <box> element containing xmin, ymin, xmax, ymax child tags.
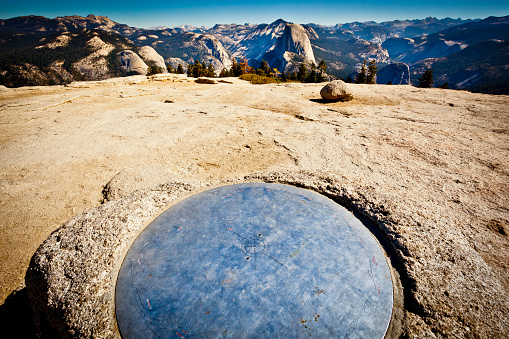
<box><xmin>115</xmin><ymin>183</ymin><xmax>393</xmax><ymax>338</ymax></box>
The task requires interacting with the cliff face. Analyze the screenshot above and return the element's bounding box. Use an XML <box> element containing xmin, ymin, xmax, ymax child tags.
<box><xmin>191</xmin><ymin>33</ymin><xmax>232</xmax><ymax>72</ymax></box>
<box><xmin>377</xmin><ymin>62</ymin><xmax>410</xmax><ymax>85</ymax></box>
<box><xmin>222</xmin><ymin>19</ymin><xmax>288</xmax><ymax>62</ymax></box>
<box><xmin>262</xmin><ymin>23</ymin><xmax>316</xmax><ymax>72</ymax></box>
<box><xmin>278</xmin><ymin>24</ymin><xmax>316</xmax><ymax>61</ymax></box>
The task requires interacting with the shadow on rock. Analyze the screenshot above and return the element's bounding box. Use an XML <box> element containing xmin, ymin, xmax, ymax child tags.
<box><xmin>0</xmin><ymin>287</ymin><xmax>38</xmax><ymax>339</ymax></box>
<box><xmin>309</xmin><ymin>97</ymin><xmax>353</xmax><ymax>104</ymax></box>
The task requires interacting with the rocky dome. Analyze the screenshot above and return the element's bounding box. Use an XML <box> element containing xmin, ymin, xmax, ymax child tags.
<box><xmin>138</xmin><ymin>46</ymin><xmax>168</xmax><ymax>73</ymax></box>
<box><xmin>118</xmin><ymin>50</ymin><xmax>148</xmax><ymax>75</ymax></box>
<box><xmin>278</xmin><ymin>24</ymin><xmax>316</xmax><ymax>63</ymax></box>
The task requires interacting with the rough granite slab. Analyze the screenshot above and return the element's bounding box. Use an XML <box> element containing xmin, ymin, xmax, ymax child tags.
<box><xmin>26</xmin><ymin>171</ymin><xmax>509</xmax><ymax>338</ymax></box>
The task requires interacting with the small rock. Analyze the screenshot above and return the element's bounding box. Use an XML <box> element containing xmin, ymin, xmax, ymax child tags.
<box><xmin>196</xmin><ymin>77</ymin><xmax>218</xmax><ymax>84</ymax></box>
<box><xmin>295</xmin><ymin>114</ymin><xmax>317</xmax><ymax>121</ymax></box>
<box><xmin>164</xmin><ymin>99</ymin><xmax>175</xmax><ymax>103</ymax></box>
<box><xmin>320</xmin><ymin>80</ymin><xmax>353</xmax><ymax>101</ymax></box>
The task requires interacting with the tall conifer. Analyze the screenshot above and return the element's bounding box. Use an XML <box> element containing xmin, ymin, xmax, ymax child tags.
<box><xmin>367</xmin><ymin>60</ymin><xmax>378</xmax><ymax>84</ymax></box>
<box><xmin>418</xmin><ymin>69</ymin><xmax>434</xmax><ymax>88</ymax></box>
<box><xmin>355</xmin><ymin>60</ymin><xmax>367</xmax><ymax>84</ymax></box>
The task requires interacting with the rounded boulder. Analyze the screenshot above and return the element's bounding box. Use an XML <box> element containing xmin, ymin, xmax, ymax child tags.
<box><xmin>320</xmin><ymin>80</ymin><xmax>353</xmax><ymax>101</ymax></box>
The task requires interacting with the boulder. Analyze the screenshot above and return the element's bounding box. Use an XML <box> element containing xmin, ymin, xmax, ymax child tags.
<box><xmin>195</xmin><ymin>77</ymin><xmax>218</xmax><ymax>84</ymax></box>
<box><xmin>320</xmin><ymin>80</ymin><xmax>353</xmax><ymax>101</ymax></box>
<box><xmin>377</xmin><ymin>63</ymin><xmax>411</xmax><ymax>85</ymax></box>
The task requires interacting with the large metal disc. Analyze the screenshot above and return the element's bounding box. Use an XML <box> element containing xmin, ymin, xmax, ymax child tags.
<box><xmin>115</xmin><ymin>183</ymin><xmax>393</xmax><ymax>338</ymax></box>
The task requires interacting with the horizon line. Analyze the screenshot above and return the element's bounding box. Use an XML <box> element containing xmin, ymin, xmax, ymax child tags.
<box><xmin>0</xmin><ymin>13</ymin><xmax>498</xmax><ymax>29</ymax></box>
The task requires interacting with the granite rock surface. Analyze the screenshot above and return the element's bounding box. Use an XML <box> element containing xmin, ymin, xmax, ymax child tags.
<box><xmin>0</xmin><ymin>77</ymin><xmax>506</xmax><ymax>338</ymax></box>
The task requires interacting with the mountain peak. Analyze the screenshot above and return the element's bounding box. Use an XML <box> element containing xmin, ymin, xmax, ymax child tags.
<box><xmin>269</xmin><ymin>18</ymin><xmax>288</xmax><ymax>27</ymax></box>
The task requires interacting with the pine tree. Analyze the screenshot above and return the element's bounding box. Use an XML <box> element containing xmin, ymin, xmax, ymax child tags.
<box><xmin>314</xmin><ymin>60</ymin><xmax>327</xmax><ymax>82</ymax></box>
<box><xmin>318</xmin><ymin>59</ymin><xmax>327</xmax><ymax>73</ymax></box>
<box><xmin>176</xmin><ymin>64</ymin><xmax>184</xmax><ymax>74</ymax></box>
<box><xmin>297</xmin><ymin>63</ymin><xmax>307</xmax><ymax>82</ymax></box>
<box><xmin>192</xmin><ymin>60</ymin><xmax>203</xmax><ymax>77</ymax></box>
<box><xmin>167</xmin><ymin>64</ymin><xmax>174</xmax><ymax>73</ymax></box>
<box><xmin>219</xmin><ymin>68</ymin><xmax>229</xmax><ymax>77</ymax></box>
<box><xmin>281</xmin><ymin>71</ymin><xmax>287</xmax><ymax>82</ymax></box>
<box><xmin>230</xmin><ymin>58</ymin><xmax>244</xmax><ymax>77</ymax></box>
<box><xmin>316</xmin><ymin>71</ymin><xmax>326</xmax><ymax>83</ymax></box>
<box><xmin>418</xmin><ymin>69</ymin><xmax>434</xmax><ymax>88</ymax></box>
<box><xmin>239</xmin><ymin>58</ymin><xmax>250</xmax><ymax>74</ymax></box>
<box><xmin>229</xmin><ymin>58</ymin><xmax>236</xmax><ymax>77</ymax></box>
<box><xmin>306</xmin><ymin>63</ymin><xmax>317</xmax><ymax>83</ymax></box>
<box><xmin>207</xmin><ymin>63</ymin><xmax>215</xmax><ymax>77</ymax></box>
<box><xmin>355</xmin><ymin>60</ymin><xmax>367</xmax><ymax>84</ymax></box>
<box><xmin>366</xmin><ymin>60</ymin><xmax>378</xmax><ymax>84</ymax></box>
<box><xmin>257</xmin><ymin>60</ymin><xmax>270</xmax><ymax>76</ymax></box>
<box><xmin>147</xmin><ymin>65</ymin><xmax>162</xmax><ymax>76</ymax></box>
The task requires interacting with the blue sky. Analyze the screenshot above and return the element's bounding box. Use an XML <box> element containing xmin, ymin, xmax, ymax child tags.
<box><xmin>1</xmin><ymin>0</ymin><xmax>508</xmax><ymax>28</ymax></box>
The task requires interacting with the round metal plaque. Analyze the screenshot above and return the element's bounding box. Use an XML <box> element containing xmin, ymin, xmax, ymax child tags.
<box><xmin>115</xmin><ymin>183</ymin><xmax>393</xmax><ymax>338</ymax></box>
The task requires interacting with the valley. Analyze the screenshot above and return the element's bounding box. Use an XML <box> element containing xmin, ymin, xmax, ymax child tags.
<box><xmin>1</xmin><ymin>14</ymin><xmax>508</xmax><ymax>93</ymax></box>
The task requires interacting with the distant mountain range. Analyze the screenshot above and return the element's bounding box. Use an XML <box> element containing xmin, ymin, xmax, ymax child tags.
<box><xmin>0</xmin><ymin>14</ymin><xmax>508</xmax><ymax>94</ymax></box>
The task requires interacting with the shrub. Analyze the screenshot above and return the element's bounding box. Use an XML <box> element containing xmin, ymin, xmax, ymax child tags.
<box><xmin>146</xmin><ymin>65</ymin><xmax>163</xmax><ymax>76</ymax></box>
<box><xmin>239</xmin><ymin>74</ymin><xmax>278</xmax><ymax>84</ymax></box>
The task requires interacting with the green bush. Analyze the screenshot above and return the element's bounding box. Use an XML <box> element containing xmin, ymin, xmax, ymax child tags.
<box><xmin>239</xmin><ymin>74</ymin><xmax>279</xmax><ymax>84</ymax></box>
<box><xmin>146</xmin><ymin>65</ymin><xmax>163</xmax><ymax>76</ymax></box>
